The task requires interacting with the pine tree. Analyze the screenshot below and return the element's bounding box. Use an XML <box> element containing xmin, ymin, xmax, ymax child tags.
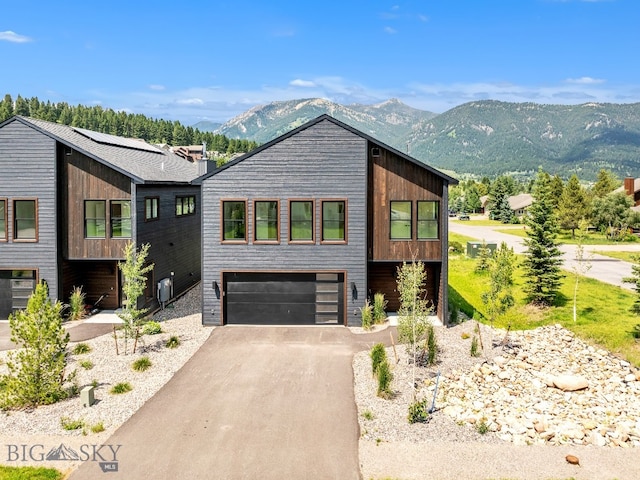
<box><xmin>592</xmin><ymin>169</ymin><xmax>619</xmax><ymax>198</ymax></box>
<box><xmin>558</xmin><ymin>174</ymin><xmax>590</xmax><ymax>237</ymax></box>
<box><xmin>522</xmin><ymin>169</ymin><xmax>564</xmax><ymax>306</ymax></box>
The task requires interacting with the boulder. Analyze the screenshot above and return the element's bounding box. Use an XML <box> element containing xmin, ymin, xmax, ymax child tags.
<box><xmin>553</xmin><ymin>375</ymin><xmax>589</xmax><ymax>392</ymax></box>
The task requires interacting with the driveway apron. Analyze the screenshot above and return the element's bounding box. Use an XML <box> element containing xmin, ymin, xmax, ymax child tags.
<box><xmin>70</xmin><ymin>326</ymin><xmax>366</xmax><ymax>480</ymax></box>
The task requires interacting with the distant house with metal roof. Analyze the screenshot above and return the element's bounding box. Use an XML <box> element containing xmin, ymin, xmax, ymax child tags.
<box><xmin>0</xmin><ymin>116</ymin><xmax>206</xmax><ymax>319</ymax></box>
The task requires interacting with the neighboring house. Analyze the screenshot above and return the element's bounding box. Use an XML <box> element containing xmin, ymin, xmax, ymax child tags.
<box><xmin>197</xmin><ymin>114</ymin><xmax>458</xmax><ymax>326</ymax></box>
<box><xmin>0</xmin><ymin>116</ymin><xmax>205</xmax><ymax>319</ymax></box>
<box><xmin>615</xmin><ymin>177</ymin><xmax>640</xmax><ymax>206</ymax></box>
<box><xmin>481</xmin><ymin>193</ymin><xmax>533</xmax><ymax>218</ymax></box>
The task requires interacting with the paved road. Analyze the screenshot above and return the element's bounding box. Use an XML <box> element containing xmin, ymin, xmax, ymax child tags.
<box><xmin>70</xmin><ymin>326</ymin><xmax>390</xmax><ymax>480</ymax></box>
<box><xmin>450</xmin><ymin>220</ymin><xmax>640</xmax><ymax>290</ymax></box>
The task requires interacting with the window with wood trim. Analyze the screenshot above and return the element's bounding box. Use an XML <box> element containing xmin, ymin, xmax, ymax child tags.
<box><xmin>13</xmin><ymin>199</ymin><xmax>37</xmax><ymax>241</ymax></box>
<box><xmin>0</xmin><ymin>199</ymin><xmax>6</xmax><ymax>241</ymax></box>
<box><xmin>145</xmin><ymin>197</ymin><xmax>159</xmax><ymax>221</ymax></box>
<box><xmin>289</xmin><ymin>200</ymin><xmax>314</xmax><ymax>242</ymax></box>
<box><xmin>417</xmin><ymin>201</ymin><xmax>439</xmax><ymax>239</ymax></box>
<box><xmin>175</xmin><ymin>196</ymin><xmax>195</xmax><ymax>216</ymax></box>
<box><xmin>85</xmin><ymin>200</ymin><xmax>106</xmax><ymax>238</ymax></box>
<box><xmin>321</xmin><ymin>200</ymin><xmax>346</xmax><ymax>242</ymax></box>
<box><xmin>254</xmin><ymin>200</ymin><xmax>279</xmax><ymax>242</ymax></box>
<box><xmin>110</xmin><ymin>200</ymin><xmax>132</xmax><ymax>238</ymax></box>
<box><xmin>390</xmin><ymin>201</ymin><xmax>412</xmax><ymax>240</ymax></box>
<box><xmin>222</xmin><ymin>200</ymin><xmax>246</xmax><ymax>241</ymax></box>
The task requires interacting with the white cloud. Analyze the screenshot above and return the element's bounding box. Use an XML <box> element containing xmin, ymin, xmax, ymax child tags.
<box><xmin>176</xmin><ymin>98</ymin><xmax>204</xmax><ymax>105</ymax></box>
<box><xmin>384</xmin><ymin>26</ymin><xmax>397</xmax><ymax>34</ymax></box>
<box><xmin>290</xmin><ymin>79</ymin><xmax>316</xmax><ymax>88</ymax></box>
<box><xmin>148</xmin><ymin>84</ymin><xmax>166</xmax><ymax>91</ymax></box>
<box><xmin>0</xmin><ymin>31</ymin><xmax>32</xmax><ymax>43</ymax></box>
<box><xmin>565</xmin><ymin>76</ymin><xmax>606</xmax><ymax>85</ymax></box>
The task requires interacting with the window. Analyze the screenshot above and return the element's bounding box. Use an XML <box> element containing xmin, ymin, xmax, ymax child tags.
<box><xmin>13</xmin><ymin>199</ymin><xmax>37</xmax><ymax>241</ymax></box>
<box><xmin>222</xmin><ymin>200</ymin><xmax>246</xmax><ymax>241</ymax></box>
<box><xmin>417</xmin><ymin>201</ymin><xmax>439</xmax><ymax>239</ymax></box>
<box><xmin>254</xmin><ymin>200</ymin><xmax>279</xmax><ymax>242</ymax></box>
<box><xmin>145</xmin><ymin>197</ymin><xmax>159</xmax><ymax>221</ymax></box>
<box><xmin>110</xmin><ymin>200</ymin><xmax>132</xmax><ymax>238</ymax></box>
<box><xmin>289</xmin><ymin>200</ymin><xmax>314</xmax><ymax>242</ymax></box>
<box><xmin>0</xmin><ymin>199</ymin><xmax>6</xmax><ymax>241</ymax></box>
<box><xmin>85</xmin><ymin>200</ymin><xmax>106</xmax><ymax>238</ymax></box>
<box><xmin>321</xmin><ymin>200</ymin><xmax>346</xmax><ymax>242</ymax></box>
<box><xmin>390</xmin><ymin>201</ymin><xmax>412</xmax><ymax>240</ymax></box>
<box><xmin>176</xmin><ymin>196</ymin><xmax>195</xmax><ymax>216</ymax></box>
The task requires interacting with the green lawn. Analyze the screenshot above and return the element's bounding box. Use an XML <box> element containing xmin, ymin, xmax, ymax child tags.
<box><xmin>450</xmin><ymin>217</ymin><xmax>504</xmax><ymax>227</ymax></box>
<box><xmin>0</xmin><ymin>466</ymin><xmax>62</xmax><ymax>480</ymax></box>
<box><xmin>449</xmin><ymin>254</ymin><xmax>640</xmax><ymax>367</ymax></box>
<box><xmin>592</xmin><ymin>250</ymin><xmax>639</xmax><ymax>262</ymax></box>
<box><xmin>494</xmin><ymin>228</ymin><xmax>640</xmax><ymax>246</ymax></box>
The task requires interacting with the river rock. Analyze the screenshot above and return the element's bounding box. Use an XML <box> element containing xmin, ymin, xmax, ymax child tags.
<box><xmin>553</xmin><ymin>375</ymin><xmax>588</xmax><ymax>391</ymax></box>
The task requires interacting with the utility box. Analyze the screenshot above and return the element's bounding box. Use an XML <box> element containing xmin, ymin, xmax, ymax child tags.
<box><xmin>157</xmin><ymin>277</ymin><xmax>172</xmax><ymax>304</ymax></box>
<box><xmin>466</xmin><ymin>241</ymin><xmax>497</xmax><ymax>258</ymax></box>
<box><xmin>81</xmin><ymin>386</ymin><xmax>95</xmax><ymax>407</ymax></box>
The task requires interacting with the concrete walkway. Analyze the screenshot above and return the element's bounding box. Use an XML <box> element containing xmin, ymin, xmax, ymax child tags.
<box><xmin>0</xmin><ymin>320</ymin><xmax>113</xmax><ymax>351</ymax></box>
<box><xmin>70</xmin><ymin>326</ymin><xmax>391</xmax><ymax>480</ymax></box>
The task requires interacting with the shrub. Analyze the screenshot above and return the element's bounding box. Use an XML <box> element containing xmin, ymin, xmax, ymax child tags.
<box><xmin>132</xmin><ymin>356</ymin><xmax>152</xmax><ymax>372</ymax></box>
<box><xmin>79</xmin><ymin>360</ymin><xmax>94</xmax><ymax>370</ymax></box>
<box><xmin>360</xmin><ymin>299</ymin><xmax>373</xmax><ymax>330</ymax></box>
<box><xmin>68</xmin><ymin>286</ymin><xmax>86</xmax><ymax>321</ymax></box>
<box><xmin>448</xmin><ymin>240</ymin><xmax>464</xmax><ymax>254</ymax></box>
<box><xmin>142</xmin><ymin>321</ymin><xmax>163</xmax><ymax>335</ymax></box>
<box><xmin>361</xmin><ymin>409</ymin><xmax>374</xmax><ymax>421</ymax></box>
<box><xmin>449</xmin><ymin>302</ymin><xmax>459</xmax><ymax>324</ymax></box>
<box><xmin>72</xmin><ymin>343</ymin><xmax>92</xmax><ymax>355</ymax></box>
<box><xmin>470</xmin><ymin>336</ymin><xmax>480</xmax><ymax>357</ymax></box>
<box><xmin>372</xmin><ymin>293</ymin><xmax>388</xmax><ymax>324</ymax></box>
<box><xmin>60</xmin><ymin>417</ymin><xmax>84</xmax><ymax>431</ymax></box>
<box><xmin>631</xmin><ymin>324</ymin><xmax>640</xmax><ymax>339</ymax></box>
<box><xmin>90</xmin><ymin>422</ymin><xmax>105</xmax><ymax>433</ymax></box>
<box><xmin>460</xmin><ymin>332</ymin><xmax>470</xmax><ymax>340</ymax></box>
<box><xmin>110</xmin><ymin>382</ymin><xmax>132</xmax><ymax>395</ymax></box>
<box><xmin>1</xmin><ymin>282</ymin><xmax>71</xmax><ymax>409</ymax></box>
<box><xmin>376</xmin><ymin>359</ymin><xmax>393</xmax><ymax>398</ymax></box>
<box><xmin>166</xmin><ymin>336</ymin><xmax>180</xmax><ymax>349</ymax></box>
<box><xmin>476</xmin><ymin>418</ymin><xmax>489</xmax><ymax>434</ymax></box>
<box><xmin>408</xmin><ymin>398</ymin><xmax>430</xmax><ymax>424</ymax></box>
<box><xmin>370</xmin><ymin>343</ymin><xmax>387</xmax><ymax>376</ymax></box>
<box><xmin>426</xmin><ymin>324</ymin><xmax>437</xmax><ymax>365</ymax></box>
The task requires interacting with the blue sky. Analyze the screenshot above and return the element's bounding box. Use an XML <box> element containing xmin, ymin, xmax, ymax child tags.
<box><xmin>2</xmin><ymin>0</ymin><xmax>638</xmax><ymax>125</ymax></box>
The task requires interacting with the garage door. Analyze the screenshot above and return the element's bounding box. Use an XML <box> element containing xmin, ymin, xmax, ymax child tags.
<box><xmin>223</xmin><ymin>272</ymin><xmax>344</xmax><ymax>325</ymax></box>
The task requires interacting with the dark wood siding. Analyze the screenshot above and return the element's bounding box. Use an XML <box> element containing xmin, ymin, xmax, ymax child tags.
<box><xmin>136</xmin><ymin>184</ymin><xmax>201</xmax><ymax>309</ymax></box>
<box><xmin>201</xmin><ymin>120</ymin><xmax>367</xmax><ymax>326</ymax></box>
<box><xmin>368</xmin><ymin>261</ymin><xmax>439</xmax><ymax>313</ymax></box>
<box><xmin>0</xmin><ymin>120</ymin><xmax>59</xmax><ymax>308</ymax></box>
<box><xmin>64</xmin><ymin>148</ymin><xmax>132</xmax><ymax>259</ymax></box>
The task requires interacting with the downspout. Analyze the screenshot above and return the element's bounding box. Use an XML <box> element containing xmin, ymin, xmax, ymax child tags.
<box><xmin>442</xmin><ymin>181</ymin><xmax>449</xmax><ymax>326</ymax></box>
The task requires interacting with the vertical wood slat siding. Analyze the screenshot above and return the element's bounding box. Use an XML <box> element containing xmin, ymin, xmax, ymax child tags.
<box><xmin>64</xmin><ymin>150</ymin><xmax>131</xmax><ymax>259</ymax></box>
<box><xmin>0</xmin><ymin>121</ymin><xmax>59</xmax><ymax>302</ymax></box>
<box><xmin>201</xmin><ymin>120</ymin><xmax>367</xmax><ymax>326</ymax></box>
<box><xmin>136</xmin><ymin>184</ymin><xmax>201</xmax><ymax>309</ymax></box>
<box><xmin>367</xmin><ymin>262</ymin><xmax>438</xmax><ymax>312</ymax></box>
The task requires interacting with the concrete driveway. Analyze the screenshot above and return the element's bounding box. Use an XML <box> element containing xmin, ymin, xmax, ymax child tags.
<box><xmin>70</xmin><ymin>326</ymin><xmax>389</xmax><ymax>480</ymax></box>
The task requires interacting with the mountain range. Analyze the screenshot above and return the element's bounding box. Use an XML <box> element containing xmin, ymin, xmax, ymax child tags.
<box><xmin>213</xmin><ymin>98</ymin><xmax>640</xmax><ymax>180</ymax></box>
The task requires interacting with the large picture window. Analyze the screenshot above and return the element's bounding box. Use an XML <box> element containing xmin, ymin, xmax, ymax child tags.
<box><xmin>289</xmin><ymin>200</ymin><xmax>314</xmax><ymax>242</ymax></box>
<box><xmin>110</xmin><ymin>200</ymin><xmax>132</xmax><ymax>238</ymax></box>
<box><xmin>176</xmin><ymin>196</ymin><xmax>195</xmax><ymax>216</ymax></box>
<box><xmin>321</xmin><ymin>200</ymin><xmax>346</xmax><ymax>242</ymax></box>
<box><xmin>390</xmin><ymin>201</ymin><xmax>412</xmax><ymax>240</ymax></box>
<box><xmin>13</xmin><ymin>199</ymin><xmax>37</xmax><ymax>241</ymax></box>
<box><xmin>223</xmin><ymin>200</ymin><xmax>246</xmax><ymax>241</ymax></box>
<box><xmin>0</xmin><ymin>199</ymin><xmax>6</xmax><ymax>241</ymax></box>
<box><xmin>145</xmin><ymin>197</ymin><xmax>159</xmax><ymax>221</ymax></box>
<box><xmin>85</xmin><ymin>200</ymin><xmax>106</xmax><ymax>238</ymax></box>
<box><xmin>254</xmin><ymin>200</ymin><xmax>279</xmax><ymax>242</ymax></box>
<box><xmin>417</xmin><ymin>201</ymin><xmax>439</xmax><ymax>239</ymax></box>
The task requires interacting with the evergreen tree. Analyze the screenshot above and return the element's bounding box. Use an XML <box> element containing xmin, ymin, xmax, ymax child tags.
<box><xmin>522</xmin><ymin>169</ymin><xmax>564</xmax><ymax>306</ymax></box>
<box><xmin>549</xmin><ymin>174</ymin><xmax>564</xmax><ymax>209</ymax></box>
<box><xmin>592</xmin><ymin>169</ymin><xmax>619</xmax><ymax>198</ymax></box>
<box><xmin>558</xmin><ymin>174</ymin><xmax>590</xmax><ymax>237</ymax></box>
<box><xmin>464</xmin><ymin>183</ymin><xmax>482</xmax><ymax>213</ymax></box>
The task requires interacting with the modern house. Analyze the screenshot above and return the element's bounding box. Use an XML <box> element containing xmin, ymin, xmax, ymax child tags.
<box><xmin>0</xmin><ymin>116</ymin><xmax>205</xmax><ymax>319</ymax></box>
<box><xmin>197</xmin><ymin>114</ymin><xmax>458</xmax><ymax>326</ymax></box>
<box><xmin>480</xmin><ymin>193</ymin><xmax>533</xmax><ymax>218</ymax></box>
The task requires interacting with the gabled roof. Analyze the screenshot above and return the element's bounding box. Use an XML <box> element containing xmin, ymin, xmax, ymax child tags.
<box><xmin>194</xmin><ymin>114</ymin><xmax>458</xmax><ymax>185</ymax></box>
<box><xmin>508</xmin><ymin>193</ymin><xmax>534</xmax><ymax>211</ymax></box>
<box><xmin>1</xmin><ymin>116</ymin><xmax>201</xmax><ymax>184</ymax></box>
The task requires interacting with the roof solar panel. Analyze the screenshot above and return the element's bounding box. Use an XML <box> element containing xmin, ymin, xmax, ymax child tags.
<box><xmin>73</xmin><ymin>127</ymin><xmax>163</xmax><ymax>154</ymax></box>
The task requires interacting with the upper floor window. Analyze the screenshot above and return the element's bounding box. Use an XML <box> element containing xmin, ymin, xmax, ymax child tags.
<box><xmin>176</xmin><ymin>196</ymin><xmax>195</xmax><ymax>217</ymax></box>
<box><xmin>390</xmin><ymin>201</ymin><xmax>412</xmax><ymax>240</ymax></box>
<box><xmin>110</xmin><ymin>200</ymin><xmax>132</xmax><ymax>238</ymax></box>
<box><xmin>222</xmin><ymin>200</ymin><xmax>246</xmax><ymax>242</ymax></box>
<box><xmin>13</xmin><ymin>199</ymin><xmax>37</xmax><ymax>241</ymax></box>
<box><xmin>289</xmin><ymin>200</ymin><xmax>314</xmax><ymax>242</ymax></box>
<box><xmin>254</xmin><ymin>200</ymin><xmax>279</xmax><ymax>242</ymax></box>
<box><xmin>0</xmin><ymin>199</ymin><xmax>6</xmax><ymax>241</ymax></box>
<box><xmin>145</xmin><ymin>197</ymin><xmax>159</xmax><ymax>221</ymax></box>
<box><xmin>85</xmin><ymin>200</ymin><xmax>106</xmax><ymax>238</ymax></box>
<box><xmin>321</xmin><ymin>200</ymin><xmax>346</xmax><ymax>242</ymax></box>
<box><xmin>417</xmin><ymin>201</ymin><xmax>439</xmax><ymax>240</ymax></box>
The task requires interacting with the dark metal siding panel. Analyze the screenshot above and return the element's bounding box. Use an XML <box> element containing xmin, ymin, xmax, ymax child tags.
<box><xmin>0</xmin><ymin>121</ymin><xmax>59</xmax><ymax>305</ymax></box>
<box><xmin>202</xmin><ymin>120</ymin><xmax>367</xmax><ymax>326</ymax></box>
<box><xmin>136</xmin><ymin>184</ymin><xmax>201</xmax><ymax>309</ymax></box>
